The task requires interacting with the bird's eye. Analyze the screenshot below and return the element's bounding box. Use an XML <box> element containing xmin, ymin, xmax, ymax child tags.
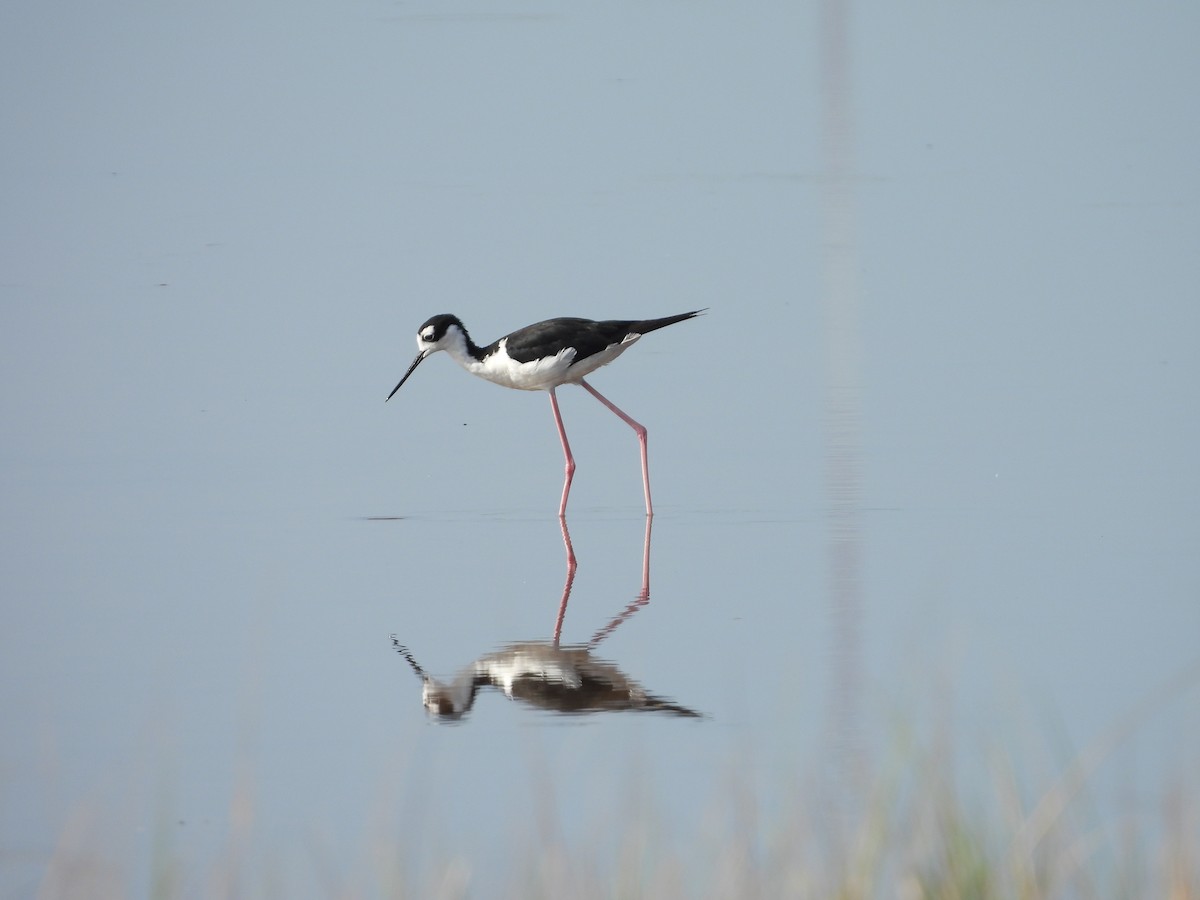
<box><xmin>421</xmin><ymin>331</ymin><xmax>435</xmax><ymax>342</ymax></box>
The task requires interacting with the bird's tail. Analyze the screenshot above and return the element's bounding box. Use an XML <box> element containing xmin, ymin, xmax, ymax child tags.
<box><xmin>632</xmin><ymin>309</ymin><xmax>706</xmax><ymax>335</ymax></box>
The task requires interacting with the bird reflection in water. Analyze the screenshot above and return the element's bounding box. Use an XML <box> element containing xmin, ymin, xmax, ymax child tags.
<box><xmin>393</xmin><ymin>517</ymin><xmax>702</xmax><ymax>721</ymax></box>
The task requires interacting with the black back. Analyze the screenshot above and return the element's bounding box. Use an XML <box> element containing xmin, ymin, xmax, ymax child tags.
<box><xmin>492</xmin><ymin>310</ymin><xmax>702</xmax><ymax>366</ymax></box>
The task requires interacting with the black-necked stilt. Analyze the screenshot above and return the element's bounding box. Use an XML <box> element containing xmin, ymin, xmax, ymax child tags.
<box><xmin>386</xmin><ymin>311</ymin><xmax>704</xmax><ymax>517</ymax></box>
<box><xmin>392</xmin><ymin>638</ymin><xmax>702</xmax><ymax>720</ymax></box>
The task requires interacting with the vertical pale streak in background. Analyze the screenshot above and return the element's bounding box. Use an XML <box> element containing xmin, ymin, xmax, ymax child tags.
<box><xmin>820</xmin><ymin>0</ymin><xmax>864</xmax><ymax>784</ymax></box>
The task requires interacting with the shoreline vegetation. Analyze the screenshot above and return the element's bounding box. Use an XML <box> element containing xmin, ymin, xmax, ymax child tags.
<box><xmin>31</xmin><ymin>665</ymin><xmax>1200</xmax><ymax>899</ymax></box>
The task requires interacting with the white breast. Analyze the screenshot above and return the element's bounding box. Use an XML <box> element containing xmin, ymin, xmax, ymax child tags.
<box><xmin>466</xmin><ymin>335</ymin><xmax>640</xmax><ymax>391</ymax></box>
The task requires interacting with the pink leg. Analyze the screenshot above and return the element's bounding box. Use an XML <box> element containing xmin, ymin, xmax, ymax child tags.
<box><xmin>586</xmin><ymin>516</ymin><xmax>653</xmax><ymax>650</ymax></box>
<box><xmin>552</xmin><ymin>516</ymin><xmax>577</xmax><ymax>646</ymax></box>
<box><xmin>580</xmin><ymin>378</ymin><xmax>653</xmax><ymax>517</ymax></box>
<box><xmin>548</xmin><ymin>388</ymin><xmax>576</xmax><ymax>520</ymax></box>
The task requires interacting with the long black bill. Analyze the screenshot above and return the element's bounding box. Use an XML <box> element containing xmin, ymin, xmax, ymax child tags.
<box><xmin>391</xmin><ymin>635</ymin><xmax>427</xmax><ymax>681</ymax></box>
<box><xmin>386</xmin><ymin>351</ymin><xmax>426</xmax><ymax>401</ymax></box>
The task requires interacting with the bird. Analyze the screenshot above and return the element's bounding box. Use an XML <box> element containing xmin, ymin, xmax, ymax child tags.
<box><xmin>386</xmin><ymin>310</ymin><xmax>703</xmax><ymax>517</ymax></box>
<box><xmin>392</xmin><ymin>637</ymin><xmax>702</xmax><ymax>720</ymax></box>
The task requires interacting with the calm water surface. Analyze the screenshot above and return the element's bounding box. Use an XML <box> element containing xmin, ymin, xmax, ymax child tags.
<box><xmin>3</xmin><ymin>0</ymin><xmax>1198</xmax><ymax>895</ymax></box>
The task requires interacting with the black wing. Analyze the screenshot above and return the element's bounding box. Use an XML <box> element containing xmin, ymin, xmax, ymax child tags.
<box><xmin>494</xmin><ymin>311</ymin><xmax>703</xmax><ymax>367</ymax></box>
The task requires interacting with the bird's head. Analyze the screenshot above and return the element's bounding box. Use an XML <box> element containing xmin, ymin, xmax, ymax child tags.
<box><xmin>387</xmin><ymin>314</ymin><xmax>467</xmax><ymax>400</ymax></box>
